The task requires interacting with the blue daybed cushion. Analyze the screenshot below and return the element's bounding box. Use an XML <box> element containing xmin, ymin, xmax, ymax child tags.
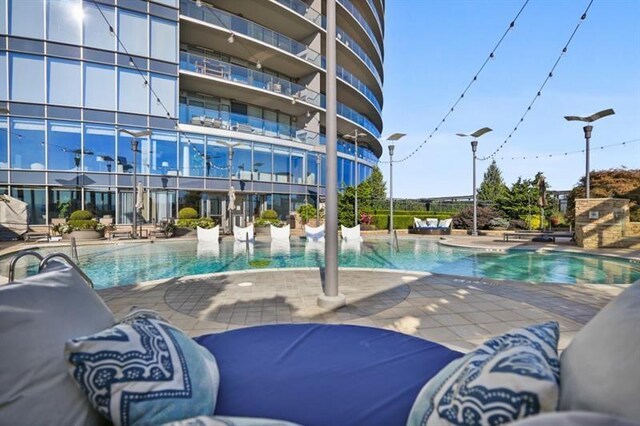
<box><xmin>195</xmin><ymin>324</ymin><xmax>463</xmax><ymax>426</ymax></box>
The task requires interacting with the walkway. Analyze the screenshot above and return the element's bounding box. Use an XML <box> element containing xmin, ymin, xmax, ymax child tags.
<box><xmin>98</xmin><ymin>269</ymin><xmax>623</xmax><ymax>352</ymax></box>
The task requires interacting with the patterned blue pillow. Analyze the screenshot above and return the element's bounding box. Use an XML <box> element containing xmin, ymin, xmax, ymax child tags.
<box><xmin>65</xmin><ymin>310</ymin><xmax>220</xmax><ymax>426</ymax></box>
<box><xmin>407</xmin><ymin>322</ymin><xmax>560</xmax><ymax>426</ymax></box>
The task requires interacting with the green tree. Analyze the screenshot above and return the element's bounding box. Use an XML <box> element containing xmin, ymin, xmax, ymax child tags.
<box><xmin>477</xmin><ymin>160</ymin><xmax>508</xmax><ymax>204</ymax></box>
<box><xmin>338</xmin><ymin>186</ymin><xmax>356</xmax><ymax>227</ymax></box>
<box><xmin>337</xmin><ymin>167</ymin><xmax>387</xmax><ymax>227</ymax></box>
<box><xmin>497</xmin><ymin>172</ymin><xmax>553</xmax><ymax>226</ymax></box>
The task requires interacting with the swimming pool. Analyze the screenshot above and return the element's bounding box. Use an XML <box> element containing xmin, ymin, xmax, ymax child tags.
<box><xmin>3</xmin><ymin>238</ymin><xmax>639</xmax><ymax>288</ymax></box>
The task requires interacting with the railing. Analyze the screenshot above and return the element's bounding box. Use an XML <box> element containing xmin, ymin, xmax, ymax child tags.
<box><xmin>180</xmin><ymin>51</ymin><xmax>382</xmax><ymax>138</ymax></box>
<box><xmin>364</xmin><ymin>0</ymin><xmax>384</xmax><ymax>35</ymax></box>
<box><xmin>180</xmin><ymin>0</ymin><xmax>323</xmax><ymax>68</ymax></box>
<box><xmin>337</xmin><ymin>0</ymin><xmax>383</xmax><ymax>59</ymax></box>
<box><xmin>337</xmin><ymin>63</ymin><xmax>382</xmax><ymax>112</ymax></box>
<box><xmin>273</xmin><ymin>0</ymin><xmax>323</xmax><ymax>27</ymax></box>
<box><xmin>336</xmin><ymin>27</ymin><xmax>383</xmax><ymax>84</ymax></box>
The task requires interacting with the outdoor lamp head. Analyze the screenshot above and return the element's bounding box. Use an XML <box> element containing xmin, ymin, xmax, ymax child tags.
<box><xmin>470</xmin><ymin>140</ymin><xmax>478</xmax><ymax>152</ymax></box>
<box><xmin>388</xmin><ymin>144</ymin><xmax>395</xmax><ymax>156</ymax></box>
<box><xmin>130</xmin><ymin>139</ymin><xmax>139</xmax><ymax>152</ymax></box>
<box><xmin>583</xmin><ymin>125</ymin><xmax>593</xmax><ymax>139</ymax></box>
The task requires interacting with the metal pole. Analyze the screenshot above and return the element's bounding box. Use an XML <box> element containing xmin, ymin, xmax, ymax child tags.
<box><xmin>228</xmin><ymin>146</ymin><xmax>233</xmax><ymax>233</ymax></box>
<box><xmin>471</xmin><ymin>140</ymin><xmax>478</xmax><ymax>236</ymax></box>
<box><xmin>317</xmin><ymin>0</ymin><xmax>344</xmax><ymax>309</ymax></box>
<box><xmin>132</xmin><ymin>139</ymin><xmax>138</xmax><ymax>239</ymax></box>
<box><xmin>354</xmin><ymin>134</ymin><xmax>358</xmax><ymax>224</ymax></box>
<box><xmin>316</xmin><ymin>151</ymin><xmax>320</xmax><ymax>225</ymax></box>
<box><xmin>389</xmin><ymin>147</ymin><xmax>394</xmax><ymax>234</ymax></box>
<box><xmin>583</xmin><ymin>125</ymin><xmax>592</xmax><ymax>199</ymax></box>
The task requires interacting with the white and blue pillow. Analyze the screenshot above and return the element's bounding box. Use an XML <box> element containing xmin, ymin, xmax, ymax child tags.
<box><xmin>65</xmin><ymin>310</ymin><xmax>220</xmax><ymax>426</ymax></box>
<box><xmin>408</xmin><ymin>321</ymin><xmax>560</xmax><ymax>426</ymax></box>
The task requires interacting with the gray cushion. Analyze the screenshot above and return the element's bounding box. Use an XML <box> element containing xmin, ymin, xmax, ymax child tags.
<box><xmin>0</xmin><ymin>261</ymin><xmax>115</xmax><ymax>426</ymax></box>
<box><xmin>510</xmin><ymin>411</ymin><xmax>640</xmax><ymax>426</ymax></box>
<box><xmin>559</xmin><ymin>281</ymin><xmax>640</xmax><ymax>420</ymax></box>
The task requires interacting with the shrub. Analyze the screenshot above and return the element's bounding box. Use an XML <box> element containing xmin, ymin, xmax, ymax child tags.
<box><xmin>178</xmin><ymin>207</ymin><xmax>198</xmax><ymax>219</ymax></box>
<box><xmin>550</xmin><ymin>212</ymin><xmax>567</xmax><ymax>227</ymax></box>
<box><xmin>524</xmin><ymin>214</ymin><xmax>544</xmax><ymax>231</ymax></box>
<box><xmin>487</xmin><ymin>217</ymin><xmax>510</xmax><ymax>230</ymax></box>
<box><xmin>67</xmin><ymin>219</ymin><xmax>100</xmax><ymax>230</ymax></box>
<box><xmin>452</xmin><ymin>206</ymin><xmax>502</xmax><ymax>230</ymax></box>
<box><xmin>297</xmin><ymin>204</ymin><xmax>316</xmax><ymax>223</ymax></box>
<box><xmin>510</xmin><ymin>219</ymin><xmax>528</xmax><ymax>230</ymax></box>
<box><xmin>359</xmin><ymin>211</ymin><xmax>373</xmax><ymax>226</ymax></box>
<box><xmin>261</xmin><ymin>209</ymin><xmax>278</xmax><ymax>220</ymax></box>
<box><xmin>176</xmin><ymin>217</ymin><xmax>216</xmax><ymax>229</ymax></box>
<box><xmin>69</xmin><ymin>210</ymin><xmax>93</xmax><ymax>220</ymax></box>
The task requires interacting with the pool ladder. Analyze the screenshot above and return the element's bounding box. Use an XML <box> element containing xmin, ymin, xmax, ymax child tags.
<box><xmin>7</xmin><ymin>251</ymin><xmax>94</xmax><ymax>289</ymax></box>
<box><xmin>393</xmin><ymin>230</ymin><xmax>400</xmax><ymax>253</ymax></box>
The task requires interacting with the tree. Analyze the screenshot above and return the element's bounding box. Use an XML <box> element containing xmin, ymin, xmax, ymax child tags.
<box><xmin>337</xmin><ymin>167</ymin><xmax>388</xmax><ymax>227</ymax></box>
<box><xmin>477</xmin><ymin>160</ymin><xmax>508</xmax><ymax>204</ymax></box>
<box><xmin>496</xmin><ymin>172</ymin><xmax>553</xmax><ymax>224</ymax></box>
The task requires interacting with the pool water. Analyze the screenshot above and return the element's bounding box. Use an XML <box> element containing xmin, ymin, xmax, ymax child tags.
<box><xmin>4</xmin><ymin>238</ymin><xmax>639</xmax><ymax>288</ymax></box>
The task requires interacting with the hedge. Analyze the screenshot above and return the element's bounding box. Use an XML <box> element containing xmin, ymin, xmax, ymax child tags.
<box><xmin>372</xmin><ymin>213</ymin><xmax>454</xmax><ymax>230</ymax></box>
<box><xmin>178</xmin><ymin>207</ymin><xmax>198</xmax><ymax>219</ymax></box>
<box><xmin>371</xmin><ymin>210</ymin><xmax>458</xmax><ymax>217</ymax></box>
<box><xmin>69</xmin><ymin>210</ymin><xmax>93</xmax><ymax>220</ymax></box>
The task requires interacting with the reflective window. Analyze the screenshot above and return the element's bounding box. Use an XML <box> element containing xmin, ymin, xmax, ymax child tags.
<box><xmin>0</xmin><ymin>0</ymin><xmax>6</xmax><ymax>34</ymax></box>
<box><xmin>150</xmin><ymin>189</ymin><xmax>176</xmax><ymax>222</ymax></box>
<box><xmin>47</xmin><ymin>0</ymin><xmax>82</xmax><ymax>45</ymax></box>
<box><xmin>84</xmin><ymin>2</ymin><xmax>115</xmax><ymax>50</ymax></box>
<box><xmin>0</xmin><ymin>53</ymin><xmax>7</xmax><ymax>100</ymax></box>
<box><xmin>206</xmin><ymin>138</ymin><xmax>228</xmax><ymax>179</ymax></box>
<box><xmin>149</xmin><ymin>74</ymin><xmax>176</xmax><ymax>117</ymax></box>
<box><xmin>11</xmin><ymin>187</ymin><xmax>46</xmax><ymax>224</ymax></box>
<box><xmin>48</xmin><ymin>188</ymin><xmax>81</xmax><ymax>220</ymax></box>
<box><xmin>10</xmin><ymin>118</ymin><xmax>45</xmax><ymax>170</ymax></box>
<box><xmin>306</xmin><ymin>151</ymin><xmax>318</xmax><ymax>185</ymax></box>
<box><xmin>118</xmin><ymin>190</ymin><xmax>133</xmax><ymax>224</ymax></box>
<box><xmin>9</xmin><ymin>0</ymin><xmax>44</xmax><ymax>39</ymax></box>
<box><xmin>151</xmin><ymin>17</ymin><xmax>177</xmax><ymax>63</ymax></box>
<box><xmin>271</xmin><ymin>194</ymin><xmax>289</xmax><ymax>219</ymax></box>
<box><xmin>253</xmin><ymin>144</ymin><xmax>272</xmax><ymax>182</ymax></box>
<box><xmin>117</xmin><ymin>128</ymin><xmax>148</xmax><ymax>173</ymax></box>
<box><xmin>291</xmin><ymin>150</ymin><xmax>304</xmax><ymax>184</ymax></box>
<box><xmin>85</xmin><ymin>189</ymin><xmax>115</xmax><ymax>218</ymax></box>
<box><xmin>10</xmin><ymin>54</ymin><xmax>45</xmax><ymax>103</ymax></box>
<box><xmin>232</xmin><ymin>143</ymin><xmax>252</xmax><ymax>181</ymax></box>
<box><xmin>320</xmin><ymin>154</ymin><xmax>326</xmax><ymax>186</ymax></box>
<box><xmin>0</xmin><ymin>118</ymin><xmax>7</xmax><ymax>168</ymax></box>
<box><xmin>84</xmin><ymin>63</ymin><xmax>115</xmax><ymax>110</ymax></box>
<box><xmin>48</xmin><ymin>121</ymin><xmax>81</xmax><ymax>171</ymax></box>
<box><xmin>150</xmin><ymin>0</ymin><xmax>177</xmax><ymax>7</ymax></box>
<box><xmin>118</xmin><ymin>68</ymin><xmax>148</xmax><ymax>114</ymax></box>
<box><xmin>180</xmin><ymin>133</ymin><xmax>204</xmax><ymax>177</ymax></box>
<box><xmin>84</xmin><ymin>124</ymin><xmax>115</xmax><ymax>172</ymax></box>
<box><xmin>273</xmin><ymin>148</ymin><xmax>290</xmax><ymax>183</ymax></box>
<box><xmin>149</xmin><ymin>131</ymin><xmax>177</xmax><ymax>175</ymax></box>
<box><xmin>118</xmin><ymin>9</ymin><xmax>148</xmax><ymax>57</ymax></box>
<box><xmin>48</xmin><ymin>58</ymin><xmax>81</xmax><ymax>106</ymax></box>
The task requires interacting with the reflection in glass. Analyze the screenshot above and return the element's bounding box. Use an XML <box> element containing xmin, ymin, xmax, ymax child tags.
<box><xmin>47</xmin><ymin>0</ymin><xmax>82</xmax><ymax>45</ymax></box>
<box><xmin>253</xmin><ymin>144</ymin><xmax>272</xmax><ymax>182</ymax></box>
<box><xmin>11</xmin><ymin>187</ymin><xmax>46</xmax><ymax>224</ymax></box>
<box><xmin>84</xmin><ymin>2</ymin><xmax>115</xmax><ymax>50</ymax></box>
<box><xmin>48</xmin><ymin>58</ymin><xmax>81</xmax><ymax>106</ymax></box>
<box><xmin>10</xmin><ymin>54</ymin><xmax>45</xmax><ymax>103</ymax></box>
<box><xmin>306</xmin><ymin>151</ymin><xmax>318</xmax><ymax>185</ymax></box>
<box><xmin>118</xmin><ymin>68</ymin><xmax>149</xmax><ymax>115</ymax></box>
<box><xmin>84</xmin><ymin>124</ymin><xmax>115</xmax><ymax>172</ymax></box>
<box><xmin>10</xmin><ymin>0</ymin><xmax>44</xmax><ymax>39</ymax></box>
<box><xmin>206</xmin><ymin>139</ymin><xmax>228</xmax><ymax>179</ymax></box>
<box><xmin>48</xmin><ymin>188</ymin><xmax>81</xmax><ymax>220</ymax></box>
<box><xmin>10</xmin><ymin>118</ymin><xmax>45</xmax><ymax>170</ymax></box>
<box><xmin>48</xmin><ymin>121</ymin><xmax>82</xmax><ymax>171</ymax></box>
<box><xmin>232</xmin><ymin>143</ymin><xmax>252</xmax><ymax>180</ymax></box>
<box><xmin>118</xmin><ymin>9</ymin><xmax>148</xmax><ymax>57</ymax></box>
<box><xmin>150</xmin><ymin>189</ymin><xmax>176</xmax><ymax>222</ymax></box>
<box><xmin>150</xmin><ymin>132</ymin><xmax>178</xmax><ymax>175</ymax></box>
<box><xmin>273</xmin><ymin>148</ymin><xmax>290</xmax><ymax>183</ymax></box>
<box><xmin>0</xmin><ymin>118</ymin><xmax>7</xmax><ymax>168</ymax></box>
<box><xmin>180</xmin><ymin>133</ymin><xmax>205</xmax><ymax>177</ymax></box>
<box><xmin>291</xmin><ymin>150</ymin><xmax>304</xmax><ymax>184</ymax></box>
<box><xmin>86</xmin><ymin>189</ymin><xmax>115</xmax><ymax>218</ymax></box>
<box><xmin>84</xmin><ymin>63</ymin><xmax>116</xmax><ymax>110</ymax></box>
<box><xmin>117</xmin><ymin>128</ymin><xmax>148</xmax><ymax>173</ymax></box>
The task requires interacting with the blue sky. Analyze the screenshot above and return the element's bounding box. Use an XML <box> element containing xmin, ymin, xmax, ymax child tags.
<box><xmin>380</xmin><ymin>0</ymin><xmax>640</xmax><ymax>198</ymax></box>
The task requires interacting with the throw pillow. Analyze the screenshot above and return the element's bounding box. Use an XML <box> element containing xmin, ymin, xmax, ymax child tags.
<box><xmin>407</xmin><ymin>322</ymin><xmax>561</xmax><ymax>426</ymax></box>
<box><xmin>65</xmin><ymin>309</ymin><xmax>220</xmax><ymax>426</ymax></box>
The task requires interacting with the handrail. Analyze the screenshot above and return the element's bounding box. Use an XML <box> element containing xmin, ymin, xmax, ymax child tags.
<box><xmin>337</xmin><ymin>0</ymin><xmax>383</xmax><ymax>59</ymax></box>
<box><xmin>393</xmin><ymin>230</ymin><xmax>399</xmax><ymax>253</ymax></box>
<box><xmin>70</xmin><ymin>236</ymin><xmax>78</xmax><ymax>261</ymax></box>
<box><xmin>8</xmin><ymin>251</ymin><xmax>44</xmax><ymax>283</ymax></box>
<box><xmin>38</xmin><ymin>253</ymin><xmax>95</xmax><ymax>289</ymax></box>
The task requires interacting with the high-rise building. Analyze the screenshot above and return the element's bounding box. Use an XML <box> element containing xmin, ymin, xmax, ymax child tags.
<box><xmin>0</xmin><ymin>0</ymin><xmax>384</xmax><ymax>226</ymax></box>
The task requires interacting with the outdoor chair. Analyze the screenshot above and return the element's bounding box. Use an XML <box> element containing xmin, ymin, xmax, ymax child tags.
<box><xmin>197</xmin><ymin>225</ymin><xmax>220</xmax><ymax>243</ymax></box>
<box><xmin>341</xmin><ymin>224</ymin><xmax>363</xmax><ymax>242</ymax></box>
<box><xmin>270</xmin><ymin>224</ymin><xmax>290</xmax><ymax>240</ymax></box>
<box><xmin>304</xmin><ymin>224</ymin><xmax>325</xmax><ymax>242</ymax></box>
<box><xmin>233</xmin><ymin>224</ymin><xmax>254</xmax><ymax>242</ymax></box>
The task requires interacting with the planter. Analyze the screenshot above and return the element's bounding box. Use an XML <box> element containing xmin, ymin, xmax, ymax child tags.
<box><xmin>62</xmin><ymin>230</ymin><xmax>104</xmax><ymax>240</ymax></box>
<box><xmin>254</xmin><ymin>225</ymin><xmax>270</xmax><ymax>235</ymax></box>
<box><xmin>173</xmin><ymin>227</ymin><xmax>197</xmax><ymax>237</ymax></box>
<box><xmin>51</xmin><ymin>218</ymin><xmax>66</xmax><ymax>226</ymax></box>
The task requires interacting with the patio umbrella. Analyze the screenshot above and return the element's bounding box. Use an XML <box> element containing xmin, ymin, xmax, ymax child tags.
<box><xmin>135</xmin><ymin>182</ymin><xmax>144</xmax><ymax>212</ymax></box>
<box><xmin>228</xmin><ymin>186</ymin><xmax>236</xmax><ymax>211</ymax></box>
<box><xmin>537</xmin><ymin>177</ymin><xmax>547</xmax><ymax>208</ymax></box>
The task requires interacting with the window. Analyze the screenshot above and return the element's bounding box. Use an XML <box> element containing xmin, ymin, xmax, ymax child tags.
<box><xmin>273</xmin><ymin>148</ymin><xmax>290</xmax><ymax>183</ymax></box>
<box><xmin>291</xmin><ymin>150</ymin><xmax>304</xmax><ymax>184</ymax></box>
<box><xmin>118</xmin><ymin>9</ymin><xmax>148</xmax><ymax>57</ymax></box>
<box><xmin>306</xmin><ymin>151</ymin><xmax>319</xmax><ymax>185</ymax></box>
<box><xmin>49</xmin><ymin>188</ymin><xmax>81</xmax><ymax>219</ymax></box>
<box><xmin>83</xmin><ymin>2</ymin><xmax>115</xmax><ymax>50</ymax></box>
<box><xmin>11</xmin><ymin>187</ymin><xmax>46</xmax><ymax>224</ymax></box>
<box><xmin>150</xmin><ymin>0</ymin><xmax>177</xmax><ymax>7</ymax></box>
<box><xmin>118</xmin><ymin>68</ymin><xmax>148</xmax><ymax>114</ymax></box>
<box><xmin>151</xmin><ymin>17</ymin><xmax>177</xmax><ymax>63</ymax></box>
<box><xmin>117</xmin><ymin>128</ymin><xmax>148</xmax><ymax>173</ymax></box>
<box><xmin>84</xmin><ymin>63</ymin><xmax>115</xmax><ymax>110</ymax></box>
<box><xmin>10</xmin><ymin>118</ymin><xmax>45</xmax><ymax>170</ymax></box>
<box><xmin>9</xmin><ymin>0</ymin><xmax>44</xmax><ymax>39</ymax></box>
<box><xmin>0</xmin><ymin>0</ymin><xmax>6</xmax><ymax>34</ymax></box>
<box><xmin>83</xmin><ymin>124</ymin><xmax>115</xmax><ymax>172</ymax></box>
<box><xmin>150</xmin><ymin>131</ymin><xmax>177</xmax><ymax>175</ymax></box>
<box><xmin>47</xmin><ymin>0</ymin><xmax>82</xmax><ymax>45</ymax></box>
<box><xmin>10</xmin><ymin>54</ymin><xmax>45</xmax><ymax>103</ymax></box>
<box><xmin>0</xmin><ymin>53</ymin><xmax>7</xmax><ymax>101</ymax></box>
<box><xmin>85</xmin><ymin>189</ymin><xmax>115</xmax><ymax>218</ymax></box>
<box><xmin>180</xmin><ymin>134</ymin><xmax>204</xmax><ymax>177</ymax></box>
<box><xmin>47</xmin><ymin>121</ymin><xmax>81</xmax><ymax>171</ymax></box>
<box><xmin>232</xmin><ymin>143</ymin><xmax>252</xmax><ymax>180</ymax></box>
<box><xmin>48</xmin><ymin>58</ymin><xmax>81</xmax><ymax>106</ymax></box>
<box><xmin>149</xmin><ymin>74</ymin><xmax>176</xmax><ymax>117</ymax></box>
<box><xmin>0</xmin><ymin>118</ymin><xmax>7</xmax><ymax>168</ymax></box>
<box><xmin>253</xmin><ymin>144</ymin><xmax>272</xmax><ymax>182</ymax></box>
<box><xmin>206</xmin><ymin>138</ymin><xmax>228</xmax><ymax>179</ymax></box>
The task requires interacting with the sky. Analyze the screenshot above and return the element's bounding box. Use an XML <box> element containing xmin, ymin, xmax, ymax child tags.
<box><xmin>379</xmin><ymin>0</ymin><xmax>640</xmax><ymax>198</ymax></box>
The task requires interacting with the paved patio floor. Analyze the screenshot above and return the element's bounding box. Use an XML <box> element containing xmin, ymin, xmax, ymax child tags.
<box><xmin>98</xmin><ymin>269</ymin><xmax>623</xmax><ymax>352</ymax></box>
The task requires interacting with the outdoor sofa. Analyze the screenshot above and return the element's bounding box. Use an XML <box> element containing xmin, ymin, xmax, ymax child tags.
<box><xmin>1</xmin><ymin>253</ymin><xmax>638</xmax><ymax>426</ymax></box>
<box><xmin>408</xmin><ymin>217</ymin><xmax>453</xmax><ymax>235</ymax></box>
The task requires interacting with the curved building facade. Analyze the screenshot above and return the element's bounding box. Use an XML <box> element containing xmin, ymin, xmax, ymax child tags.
<box><xmin>0</xmin><ymin>0</ymin><xmax>384</xmax><ymax>225</ymax></box>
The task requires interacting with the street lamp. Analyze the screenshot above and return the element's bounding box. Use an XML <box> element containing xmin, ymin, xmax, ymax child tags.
<box><xmin>119</xmin><ymin>129</ymin><xmax>151</xmax><ymax>238</ymax></box>
<box><xmin>344</xmin><ymin>130</ymin><xmax>366</xmax><ymax>225</ymax></box>
<box><xmin>564</xmin><ymin>108</ymin><xmax>615</xmax><ymax>199</ymax></box>
<box><xmin>456</xmin><ymin>127</ymin><xmax>492</xmax><ymax>236</ymax></box>
<box><xmin>385</xmin><ymin>133</ymin><xmax>407</xmax><ymax>234</ymax></box>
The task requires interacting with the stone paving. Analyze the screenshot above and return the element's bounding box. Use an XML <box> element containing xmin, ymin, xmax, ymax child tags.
<box><xmin>98</xmin><ymin>268</ymin><xmax>624</xmax><ymax>352</ymax></box>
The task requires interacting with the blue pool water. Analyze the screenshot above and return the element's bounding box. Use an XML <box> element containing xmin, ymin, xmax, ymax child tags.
<box><xmin>3</xmin><ymin>238</ymin><xmax>639</xmax><ymax>288</ymax></box>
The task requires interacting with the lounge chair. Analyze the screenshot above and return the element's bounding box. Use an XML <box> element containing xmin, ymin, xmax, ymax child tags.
<box><xmin>409</xmin><ymin>217</ymin><xmax>452</xmax><ymax>235</ymax></box>
<box><xmin>270</xmin><ymin>224</ymin><xmax>290</xmax><ymax>240</ymax></box>
<box><xmin>233</xmin><ymin>224</ymin><xmax>254</xmax><ymax>242</ymax></box>
<box><xmin>304</xmin><ymin>224</ymin><xmax>324</xmax><ymax>242</ymax></box>
<box><xmin>197</xmin><ymin>225</ymin><xmax>220</xmax><ymax>243</ymax></box>
<box><xmin>341</xmin><ymin>224</ymin><xmax>363</xmax><ymax>242</ymax></box>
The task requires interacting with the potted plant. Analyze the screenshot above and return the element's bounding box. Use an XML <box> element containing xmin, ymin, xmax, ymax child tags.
<box><xmin>174</xmin><ymin>207</ymin><xmax>217</xmax><ymax>237</ymax></box>
<box><xmin>297</xmin><ymin>204</ymin><xmax>316</xmax><ymax>225</ymax></box>
<box><xmin>51</xmin><ymin>201</ymin><xmax>71</xmax><ymax>225</ymax></box>
<box><xmin>255</xmin><ymin>210</ymin><xmax>279</xmax><ymax>235</ymax></box>
<box><xmin>55</xmin><ymin>210</ymin><xmax>105</xmax><ymax>240</ymax></box>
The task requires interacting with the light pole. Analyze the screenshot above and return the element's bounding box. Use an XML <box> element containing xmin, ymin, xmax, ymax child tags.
<box><xmin>456</xmin><ymin>127</ymin><xmax>492</xmax><ymax>236</ymax></box>
<box><xmin>313</xmin><ymin>145</ymin><xmax>324</xmax><ymax>226</ymax></box>
<box><xmin>564</xmin><ymin>108</ymin><xmax>615</xmax><ymax>199</ymax></box>
<box><xmin>119</xmin><ymin>129</ymin><xmax>151</xmax><ymax>238</ymax></box>
<box><xmin>218</xmin><ymin>141</ymin><xmax>241</xmax><ymax>233</ymax></box>
<box><xmin>344</xmin><ymin>130</ymin><xmax>366</xmax><ymax>224</ymax></box>
<box><xmin>385</xmin><ymin>133</ymin><xmax>407</xmax><ymax>234</ymax></box>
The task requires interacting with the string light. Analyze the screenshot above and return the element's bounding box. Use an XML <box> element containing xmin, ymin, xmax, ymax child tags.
<box><xmin>477</xmin><ymin>0</ymin><xmax>595</xmax><ymax>161</ymax></box>
<box><xmin>497</xmin><ymin>138</ymin><xmax>640</xmax><ymax>161</ymax></box>
<box><xmin>227</xmin><ymin>33</ymin><xmax>235</xmax><ymax>44</ymax></box>
<box><xmin>379</xmin><ymin>0</ymin><xmax>531</xmax><ymax>164</ymax></box>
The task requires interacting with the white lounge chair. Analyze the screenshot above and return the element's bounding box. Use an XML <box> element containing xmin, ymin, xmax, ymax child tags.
<box><xmin>197</xmin><ymin>225</ymin><xmax>219</xmax><ymax>242</ymax></box>
<box><xmin>233</xmin><ymin>224</ymin><xmax>254</xmax><ymax>242</ymax></box>
<box><xmin>270</xmin><ymin>224</ymin><xmax>290</xmax><ymax>240</ymax></box>
<box><xmin>305</xmin><ymin>224</ymin><xmax>325</xmax><ymax>242</ymax></box>
<box><xmin>341</xmin><ymin>224</ymin><xmax>363</xmax><ymax>242</ymax></box>
<box><xmin>438</xmin><ymin>218</ymin><xmax>453</xmax><ymax>229</ymax></box>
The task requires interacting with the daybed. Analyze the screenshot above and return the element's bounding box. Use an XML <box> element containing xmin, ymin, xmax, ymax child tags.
<box><xmin>1</xmin><ymin>253</ymin><xmax>639</xmax><ymax>426</ymax></box>
<box><xmin>408</xmin><ymin>217</ymin><xmax>453</xmax><ymax>235</ymax></box>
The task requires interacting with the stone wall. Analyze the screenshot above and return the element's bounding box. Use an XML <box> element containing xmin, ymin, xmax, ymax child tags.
<box><xmin>574</xmin><ymin>198</ymin><xmax>640</xmax><ymax>248</ymax></box>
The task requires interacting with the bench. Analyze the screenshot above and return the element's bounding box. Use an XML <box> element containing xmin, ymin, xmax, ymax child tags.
<box><xmin>23</xmin><ymin>232</ymin><xmax>50</xmax><ymax>242</ymax></box>
<box><xmin>110</xmin><ymin>230</ymin><xmax>132</xmax><ymax>240</ymax></box>
<box><xmin>503</xmin><ymin>232</ymin><xmax>555</xmax><ymax>242</ymax></box>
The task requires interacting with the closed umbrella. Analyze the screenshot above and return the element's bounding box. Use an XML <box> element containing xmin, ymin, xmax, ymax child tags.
<box><xmin>538</xmin><ymin>177</ymin><xmax>547</xmax><ymax>231</ymax></box>
<box><xmin>135</xmin><ymin>182</ymin><xmax>144</xmax><ymax>212</ymax></box>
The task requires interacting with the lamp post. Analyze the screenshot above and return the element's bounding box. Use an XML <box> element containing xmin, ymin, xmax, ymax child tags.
<box><xmin>384</xmin><ymin>133</ymin><xmax>407</xmax><ymax>235</ymax></box>
<box><xmin>119</xmin><ymin>129</ymin><xmax>151</xmax><ymax>238</ymax></box>
<box><xmin>564</xmin><ymin>108</ymin><xmax>615</xmax><ymax>199</ymax></box>
<box><xmin>456</xmin><ymin>127</ymin><xmax>492</xmax><ymax>236</ymax></box>
<box><xmin>344</xmin><ymin>130</ymin><xmax>366</xmax><ymax>224</ymax></box>
<box><xmin>218</xmin><ymin>141</ymin><xmax>241</xmax><ymax>233</ymax></box>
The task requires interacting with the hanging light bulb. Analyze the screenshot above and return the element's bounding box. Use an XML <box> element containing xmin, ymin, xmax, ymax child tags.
<box><xmin>129</xmin><ymin>57</ymin><xmax>135</xmax><ymax>66</ymax></box>
<box><xmin>227</xmin><ymin>33</ymin><xmax>234</xmax><ymax>44</ymax></box>
<box><xmin>195</xmin><ymin>0</ymin><xmax>203</xmax><ymax>6</ymax></box>
<box><xmin>109</xmin><ymin>26</ymin><xmax>115</xmax><ymax>36</ymax></box>
<box><xmin>306</xmin><ymin>110</ymin><xmax>311</xmax><ymax>118</ymax></box>
<box><xmin>256</xmin><ymin>61</ymin><xmax>262</xmax><ymax>70</ymax></box>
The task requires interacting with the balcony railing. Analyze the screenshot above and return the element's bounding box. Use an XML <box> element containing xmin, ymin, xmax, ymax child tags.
<box><xmin>180</xmin><ymin>51</ymin><xmax>382</xmax><ymax>137</ymax></box>
<box><xmin>336</xmin><ymin>63</ymin><xmax>381</xmax><ymax>112</ymax></box>
<box><xmin>364</xmin><ymin>0</ymin><xmax>384</xmax><ymax>35</ymax></box>
<box><xmin>337</xmin><ymin>0</ymin><xmax>382</xmax><ymax>60</ymax></box>
<box><xmin>336</xmin><ymin>27</ymin><xmax>382</xmax><ymax>84</ymax></box>
<box><xmin>273</xmin><ymin>0</ymin><xmax>324</xmax><ymax>27</ymax></box>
